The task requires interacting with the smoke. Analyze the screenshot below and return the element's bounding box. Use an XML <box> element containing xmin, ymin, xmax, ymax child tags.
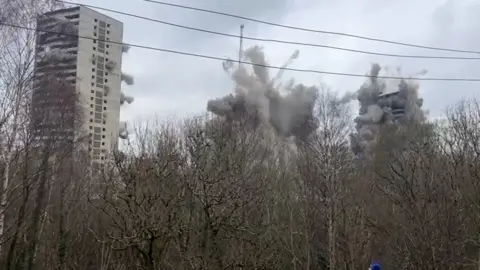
<box><xmin>118</xmin><ymin>46</ymin><xmax>134</xmax><ymax>139</ymax></box>
<box><xmin>120</xmin><ymin>92</ymin><xmax>134</xmax><ymax>105</ymax></box>
<box><xmin>338</xmin><ymin>91</ymin><xmax>358</xmax><ymax>104</ymax></box>
<box><xmin>207</xmin><ymin>45</ymin><xmax>318</xmax><ymax>141</ymax></box>
<box><xmin>350</xmin><ymin>63</ymin><xmax>426</xmax><ymax>156</ymax></box>
<box><xmin>121</xmin><ymin>72</ymin><xmax>134</xmax><ymax>85</ymax></box>
<box><xmin>119</xmin><ymin>121</ymin><xmax>128</xmax><ymax>139</ymax></box>
<box><xmin>106</xmin><ymin>60</ymin><xmax>116</xmax><ymax>71</ymax></box>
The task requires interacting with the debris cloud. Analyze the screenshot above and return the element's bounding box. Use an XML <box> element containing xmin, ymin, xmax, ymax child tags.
<box><xmin>207</xmin><ymin>45</ymin><xmax>318</xmax><ymax>141</ymax></box>
<box><xmin>350</xmin><ymin>63</ymin><xmax>427</xmax><ymax>156</ymax></box>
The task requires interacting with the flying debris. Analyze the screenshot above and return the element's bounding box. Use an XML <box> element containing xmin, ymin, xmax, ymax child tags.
<box><xmin>222</xmin><ymin>58</ymin><xmax>235</xmax><ymax>72</ymax></box>
<box><xmin>207</xmin><ymin>45</ymin><xmax>318</xmax><ymax>140</ymax></box>
<box><xmin>350</xmin><ymin>63</ymin><xmax>426</xmax><ymax>156</ymax></box>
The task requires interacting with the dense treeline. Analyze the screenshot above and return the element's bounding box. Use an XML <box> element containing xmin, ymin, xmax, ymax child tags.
<box><xmin>3</xmin><ymin>95</ymin><xmax>480</xmax><ymax>270</ymax></box>
<box><xmin>2</xmin><ymin>1</ymin><xmax>480</xmax><ymax>269</ymax></box>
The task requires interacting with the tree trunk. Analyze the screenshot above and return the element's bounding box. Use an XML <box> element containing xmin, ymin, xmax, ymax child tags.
<box><xmin>26</xmin><ymin>151</ymin><xmax>50</xmax><ymax>270</ymax></box>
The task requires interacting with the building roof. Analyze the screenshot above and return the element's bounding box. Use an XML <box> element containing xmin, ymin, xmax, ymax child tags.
<box><xmin>42</xmin><ymin>6</ymin><xmax>80</xmax><ymax>17</ymax></box>
<box><xmin>378</xmin><ymin>90</ymin><xmax>400</xmax><ymax>98</ymax></box>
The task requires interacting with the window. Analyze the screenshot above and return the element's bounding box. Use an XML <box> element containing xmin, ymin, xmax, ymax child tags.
<box><xmin>102</xmin><ymin>135</ymin><xmax>105</xmax><ymax>138</ymax></box>
<box><xmin>94</xmin><ymin>19</ymin><xmax>98</xmax><ymax>22</ymax></box>
<box><xmin>90</xmin><ymin>97</ymin><xmax>93</xmax><ymax>100</ymax></box>
<box><xmin>106</xmin><ymin>44</ymin><xmax>109</xmax><ymax>48</ymax></box>
<box><xmin>91</xmin><ymin>75</ymin><xmax>95</xmax><ymax>79</ymax></box>
<box><xmin>104</xmin><ymin>79</ymin><xmax>108</xmax><ymax>83</ymax></box>
<box><xmin>106</xmin><ymin>51</ymin><xmax>109</xmax><ymax>55</ymax></box>
<box><xmin>93</xmin><ymin>40</ymin><xmax>96</xmax><ymax>43</ymax></box>
<box><xmin>105</xmin><ymin>72</ymin><xmax>108</xmax><ymax>75</ymax></box>
<box><xmin>94</xmin><ymin>26</ymin><xmax>97</xmax><ymax>29</ymax></box>
<box><xmin>89</xmin><ymin>126</ymin><xmax>92</xmax><ymax>129</ymax></box>
<box><xmin>107</xmin><ymin>31</ymin><xmax>110</xmax><ymax>34</ymax></box>
<box><xmin>90</xmin><ymin>104</ymin><xmax>93</xmax><ymax>108</ymax></box>
<box><xmin>91</xmin><ymin>90</ymin><xmax>94</xmax><ymax>93</ymax></box>
<box><xmin>90</xmin><ymin>119</ymin><xmax>93</xmax><ymax>122</ymax></box>
<box><xmin>90</xmin><ymin>111</ymin><xmax>93</xmax><ymax>115</ymax></box>
<box><xmin>107</xmin><ymin>24</ymin><xmax>110</xmax><ymax>27</ymax></box>
<box><xmin>92</xmin><ymin>68</ymin><xmax>95</xmax><ymax>72</ymax></box>
<box><xmin>104</xmin><ymin>100</ymin><xmax>107</xmax><ymax>103</ymax></box>
<box><xmin>103</xmin><ymin>128</ymin><xmax>106</xmax><ymax>131</ymax></box>
<box><xmin>94</xmin><ymin>33</ymin><xmax>97</xmax><ymax>36</ymax></box>
<box><xmin>91</xmin><ymin>82</ymin><xmax>94</xmax><ymax>86</ymax></box>
<box><xmin>103</xmin><ymin>107</ymin><xmax>106</xmax><ymax>110</ymax></box>
<box><xmin>93</xmin><ymin>47</ymin><xmax>96</xmax><ymax>50</ymax></box>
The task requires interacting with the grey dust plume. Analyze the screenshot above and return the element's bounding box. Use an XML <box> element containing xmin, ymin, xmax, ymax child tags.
<box><xmin>121</xmin><ymin>72</ymin><xmax>134</xmax><ymax>86</ymax></box>
<box><xmin>349</xmin><ymin>63</ymin><xmax>426</xmax><ymax>156</ymax></box>
<box><xmin>118</xmin><ymin>44</ymin><xmax>134</xmax><ymax>139</ymax></box>
<box><xmin>207</xmin><ymin>45</ymin><xmax>318</xmax><ymax>141</ymax></box>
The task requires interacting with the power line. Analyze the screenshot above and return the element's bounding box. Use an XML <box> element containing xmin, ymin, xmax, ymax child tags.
<box><xmin>56</xmin><ymin>0</ymin><xmax>480</xmax><ymax>60</ymax></box>
<box><xmin>3</xmin><ymin>21</ymin><xmax>480</xmax><ymax>82</ymax></box>
<box><xmin>142</xmin><ymin>0</ymin><xmax>480</xmax><ymax>55</ymax></box>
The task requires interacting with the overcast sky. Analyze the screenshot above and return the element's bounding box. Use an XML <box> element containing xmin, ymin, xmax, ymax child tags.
<box><xmin>71</xmin><ymin>0</ymin><xmax>480</xmax><ymax>123</ymax></box>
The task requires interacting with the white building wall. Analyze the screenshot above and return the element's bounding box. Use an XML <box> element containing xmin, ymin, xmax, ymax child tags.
<box><xmin>76</xmin><ymin>7</ymin><xmax>123</xmax><ymax>165</ymax></box>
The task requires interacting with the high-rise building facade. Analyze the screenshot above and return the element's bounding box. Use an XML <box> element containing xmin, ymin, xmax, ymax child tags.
<box><xmin>378</xmin><ymin>90</ymin><xmax>405</xmax><ymax>121</ymax></box>
<box><xmin>33</xmin><ymin>6</ymin><xmax>123</xmax><ymax>169</ymax></box>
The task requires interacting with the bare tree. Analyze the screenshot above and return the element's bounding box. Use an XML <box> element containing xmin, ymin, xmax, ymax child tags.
<box><xmin>0</xmin><ymin>0</ymin><xmax>65</xmax><ymax>256</ymax></box>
